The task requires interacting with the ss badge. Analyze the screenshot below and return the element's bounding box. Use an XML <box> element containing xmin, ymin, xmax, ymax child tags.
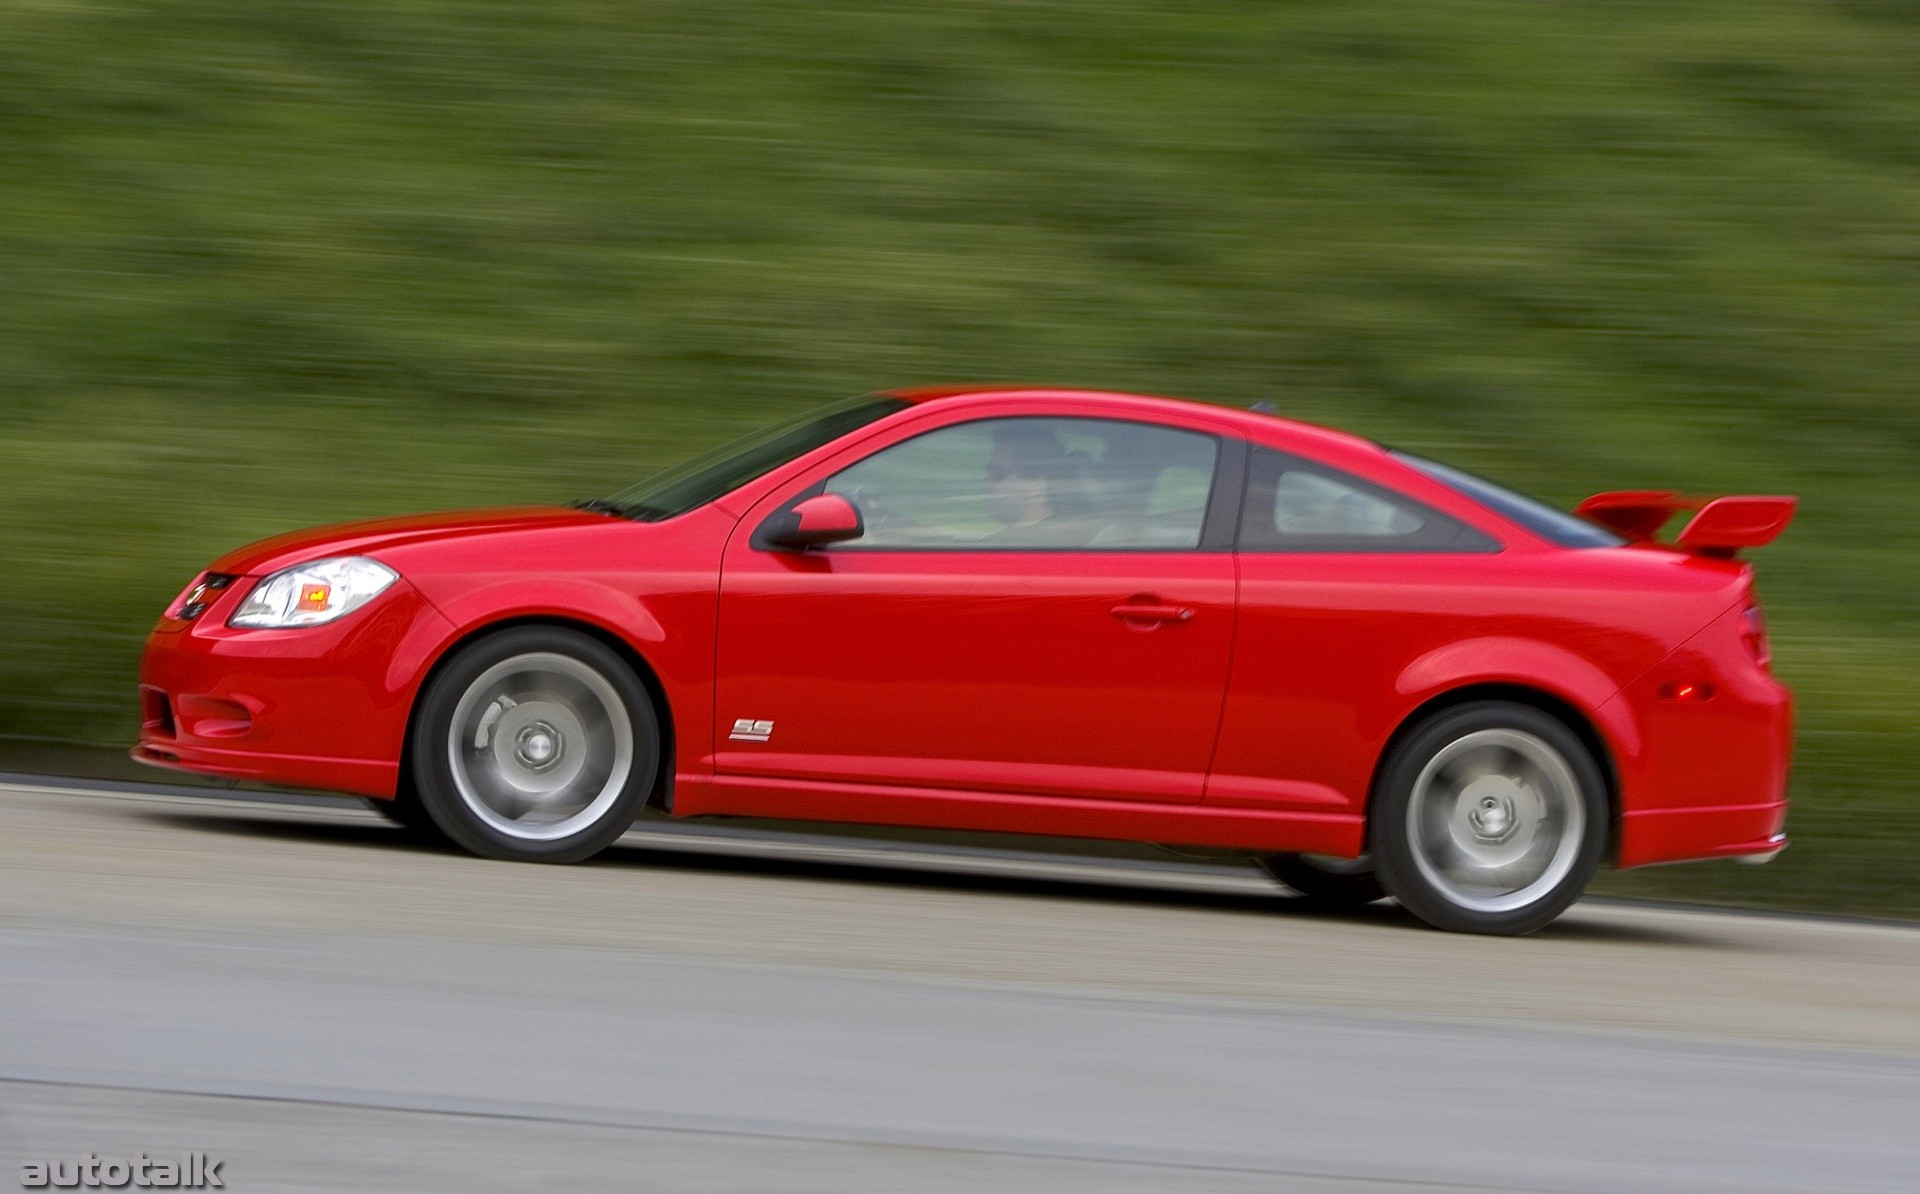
<box><xmin>729</xmin><ymin>718</ymin><xmax>775</xmax><ymax>743</ymax></box>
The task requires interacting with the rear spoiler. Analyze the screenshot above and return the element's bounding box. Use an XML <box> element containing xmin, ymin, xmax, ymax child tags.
<box><xmin>1574</xmin><ymin>491</ymin><xmax>1797</xmax><ymax>557</ymax></box>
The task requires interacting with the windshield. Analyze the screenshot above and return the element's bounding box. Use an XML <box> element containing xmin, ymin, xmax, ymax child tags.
<box><xmin>1392</xmin><ymin>451</ymin><xmax>1625</xmax><ymax>548</ymax></box>
<box><xmin>602</xmin><ymin>397</ymin><xmax>909</xmax><ymax>520</ymax></box>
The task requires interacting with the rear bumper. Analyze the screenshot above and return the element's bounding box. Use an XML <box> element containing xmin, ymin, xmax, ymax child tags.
<box><xmin>1609</xmin><ymin>601</ymin><xmax>1794</xmax><ymax>869</ymax></box>
<box><xmin>1618</xmin><ymin>802</ymin><xmax>1789</xmax><ymax>869</ymax></box>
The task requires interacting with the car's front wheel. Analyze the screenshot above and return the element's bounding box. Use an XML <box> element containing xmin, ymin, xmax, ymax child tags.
<box><xmin>1372</xmin><ymin>701</ymin><xmax>1606</xmax><ymax>936</ymax></box>
<box><xmin>411</xmin><ymin>626</ymin><xmax>660</xmax><ymax>863</ymax></box>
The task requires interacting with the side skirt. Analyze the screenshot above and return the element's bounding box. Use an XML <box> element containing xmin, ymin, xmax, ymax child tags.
<box><xmin>672</xmin><ymin>773</ymin><xmax>1365</xmax><ymax>856</ymax></box>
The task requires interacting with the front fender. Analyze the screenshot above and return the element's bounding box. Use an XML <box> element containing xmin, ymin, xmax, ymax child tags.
<box><xmin>421</xmin><ymin>579</ymin><xmax>669</xmax><ymax>650</ymax></box>
<box><xmin>399</xmin><ymin>575</ymin><xmax>715</xmax><ymax>788</ymax></box>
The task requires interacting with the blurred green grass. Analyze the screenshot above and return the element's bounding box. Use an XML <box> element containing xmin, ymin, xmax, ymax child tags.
<box><xmin>2</xmin><ymin>0</ymin><xmax>1915</xmax><ymax>914</ymax></box>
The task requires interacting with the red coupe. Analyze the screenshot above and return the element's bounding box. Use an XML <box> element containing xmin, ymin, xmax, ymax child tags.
<box><xmin>136</xmin><ymin>387</ymin><xmax>1795</xmax><ymax>934</ymax></box>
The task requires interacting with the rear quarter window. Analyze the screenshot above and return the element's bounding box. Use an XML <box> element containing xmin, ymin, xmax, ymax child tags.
<box><xmin>1240</xmin><ymin>449</ymin><xmax>1497</xmax><ymax>552</ymax></box>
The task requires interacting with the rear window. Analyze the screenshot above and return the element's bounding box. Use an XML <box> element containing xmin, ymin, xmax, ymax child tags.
<box><xmin>1392</xmin><ymin>452</ymin><xmax>1625</xmax><ymax>548</ymax></box>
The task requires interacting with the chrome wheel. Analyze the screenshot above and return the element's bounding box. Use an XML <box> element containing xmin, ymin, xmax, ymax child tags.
<box><xmin>1405</xmin><ymin>728</ymin><xmax>1587</xmax><ymax>915</ymax></box>
<box><xmin>446</xmin><ymin>652</ymin><xmax>634</xmax><ymax>842</ymax></box>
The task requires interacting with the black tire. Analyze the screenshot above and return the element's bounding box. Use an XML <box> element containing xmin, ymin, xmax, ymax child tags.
<box><xmin>410</xmin><ymin>626</ymin><xmax>660</xmax><ymax>863</ymax></box>
<box><xmin>361</xmin><ymin>778</ymin><xmax>442</xmax><ymax>837</ymax></box>
<box><xmin>1259</xmin><ymin>853</ymin><xmax>1386</xmax><ymax>908</ymax></box>
<box><xmin>1372</xmin><ymin>701</ymin><xmax>1607</xmax><ymax>936</ymax></box>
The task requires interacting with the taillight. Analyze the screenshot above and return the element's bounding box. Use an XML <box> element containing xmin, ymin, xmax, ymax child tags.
<box><xmin>1740</xmin><ymin>604</ymin><xmax>1772</xmax><ymax>669</ymax></box>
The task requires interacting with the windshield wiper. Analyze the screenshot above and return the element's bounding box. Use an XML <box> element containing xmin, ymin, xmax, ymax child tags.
<box><xmin>569</xmin><ymin>496</ymin><xmax>673</xmax><ymax>521</ymax></box>
<box><xmin>568</xmin><ymin>497</ymin><xmax>630</xmax><ymax>517</ymax></box>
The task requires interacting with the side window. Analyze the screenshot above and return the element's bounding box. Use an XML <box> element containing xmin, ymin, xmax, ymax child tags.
<box><xmin>1239</xmin><ymin>448</ymin><xmax>1494</xmax><ymax>552</ymax></box>
<box><xmin>824</xmin><ymin>417</ymin><xmax>1219</xmax><ymax>550</ymax></box>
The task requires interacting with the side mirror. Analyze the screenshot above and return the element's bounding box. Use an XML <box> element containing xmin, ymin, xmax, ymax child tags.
<box><xmin>760</xmin><ymin>493</ymin><xmax>864</xmax><ymax>551</ymax></box>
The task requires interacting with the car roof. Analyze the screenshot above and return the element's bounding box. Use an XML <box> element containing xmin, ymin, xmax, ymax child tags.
<box><xmin>878</xmin><ymin>384</ymin><xmax>1382</xmax><ymax>461</ymax></box>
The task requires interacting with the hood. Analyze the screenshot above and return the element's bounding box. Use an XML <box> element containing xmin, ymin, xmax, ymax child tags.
<box><xmin>207</xmin><ymin>507</ymin><xmax>610</xmax><ymax>576</ymax></box>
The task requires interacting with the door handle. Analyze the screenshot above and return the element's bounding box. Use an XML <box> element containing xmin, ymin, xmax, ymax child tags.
<box><xmin>1109</xmin><ymin>601</ymin><xmax>1195</xmax><ymax>624</ymax></box>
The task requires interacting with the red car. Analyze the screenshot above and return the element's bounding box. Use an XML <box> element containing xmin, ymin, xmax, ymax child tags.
<box><xmin>135</xmin><ymin>387</ymin><xmax>1795</xmax><ymax>934</ymax></box>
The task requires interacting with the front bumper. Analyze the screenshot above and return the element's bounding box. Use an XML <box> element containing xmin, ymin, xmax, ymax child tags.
<box><xmin>133</xmin><ymin>577</ymin><xmax>455</xmax><ymax>799</ymax></box>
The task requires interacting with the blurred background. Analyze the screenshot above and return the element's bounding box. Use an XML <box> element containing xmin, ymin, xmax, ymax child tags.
<box><xmin>1</xmin><ymin>0</ymin><xmax>1915</xmax><ymax>915</ymax></box>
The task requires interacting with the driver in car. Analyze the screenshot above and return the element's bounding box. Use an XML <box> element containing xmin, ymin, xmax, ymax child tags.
<box><xmin>981</xmin><ymin>423</ymin><xmax>1099</xmax><ymax>547</ymax></box>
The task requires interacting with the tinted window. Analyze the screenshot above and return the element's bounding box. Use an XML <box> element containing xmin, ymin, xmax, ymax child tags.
<box><xmin>607</xmin><ymin>397</ymin><xmax>908</xmax><ymax>520</ymax></box>
<box><xmin>1240</xmin><ymin>448</ymin><xmax>1494</xmax><ymax>552</ymax></box>
<box><xmin>1392</xmin><ymin>452</ymin><xmax>1625</xmax><ymax>548</ymax></box>
<box><xmin>826</xmin><ymin>417</ymin><xmax>1219</xmax><ymax>550</ymax></box>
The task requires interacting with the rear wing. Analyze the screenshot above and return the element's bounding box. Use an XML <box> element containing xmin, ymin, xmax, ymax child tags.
<box><xmin>1574</xmin><ymin>491</ymin><xmax>1797</xmax><ymax>557</ymax></box>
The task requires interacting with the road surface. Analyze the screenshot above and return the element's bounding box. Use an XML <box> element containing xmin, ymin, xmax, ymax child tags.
<box><xmin>2</xmin><ymin>777</ymin><xmax>1917</xmax><ymax>1192</ymax></box>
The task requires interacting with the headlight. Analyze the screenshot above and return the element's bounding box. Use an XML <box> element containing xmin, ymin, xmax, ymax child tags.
<box><xmin>229</xmin><ymin>557</ymin><xmax>399</xmax><ymax>628</ymax></box>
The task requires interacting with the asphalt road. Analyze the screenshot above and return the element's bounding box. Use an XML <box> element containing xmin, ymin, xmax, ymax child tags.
<box><xmin>2</xmin><ymin>778</ymin><xmax>1918</xmax><ymax>1193</ymax></box>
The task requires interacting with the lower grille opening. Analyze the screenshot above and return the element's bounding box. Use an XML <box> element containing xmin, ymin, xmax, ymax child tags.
<box><xmin>139</xmin><ymin>686</ymin><xmax>176</xmax><ymax>738</ymax></box>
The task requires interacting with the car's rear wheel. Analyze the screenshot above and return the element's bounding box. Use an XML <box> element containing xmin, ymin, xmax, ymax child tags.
<box><xmin>411</xmin><ymin>626</ymin><xmax>659</xmax><ymax>863</ymax></box>
<box><xmin>1258</xmin><ymin>853</ymin><xmax>1386</xmax><ymax>908</ymax></box>
<box><xmin>1373</xmin><ymin>701</ymin><xmax>1606</xmax><ymax>936</ymax></box>
<box><xmin>360</xmin><ymin>782</ymin><xmax>440</xmax><ymax>838</ymax></box>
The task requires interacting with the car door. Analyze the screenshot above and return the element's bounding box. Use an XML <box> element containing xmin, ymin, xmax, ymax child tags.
<box><xmin>713</xmin><ymin>411</ymin><xmax>1239</xmax><ymax>805</ymax></box>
